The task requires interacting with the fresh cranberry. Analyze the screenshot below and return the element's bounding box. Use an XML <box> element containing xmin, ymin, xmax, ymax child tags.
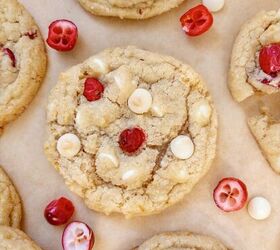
<box><xmin>119</xmin><ymin>127</ymin><xmax>146</xmax><ymax>154</ymax></box>
<box><xmin>213</xmin><ymin>177</ymin><xmax>248</xmax><ymax>212</ymax></box>
<box><xmin>180</xmin><ymin>5</ymin><xmax>213</xmax><ymax>37</ymax></box>
<box><xmin>46</xmin><ymin>19</ymin><xmax>78</xmax><ymax>52</ymax></box>
<box><xmin>62</xmin><ymin>221</ymin><xmax>94</xmax><ymax>250</ymax></box>
<box><xmin>259</xmin><ymin>44</ymin><xmax>280</xmax><ymax>74</ymax></box>
<box><xmin>83</xmin><ymin>77</ymin><xmax>104</xmax><ymax>102</ymax></box>
<box><xmin>2</xmin><ymin>48</ymin><xmax>16</xmax><ymax>67</ymax></box>
<box><xmin>44</xmin><ymin>197</ymin><xmax>75</xmax><ymax>226</ymax></box>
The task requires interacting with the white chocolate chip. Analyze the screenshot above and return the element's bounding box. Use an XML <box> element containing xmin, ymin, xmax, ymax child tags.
<box><xmin>90</xmin><ymin>57</ymin><xmax>109</xmax><ymax>76</ymax></box>
<box><xmin>99</xmin><ymin>151</ymin><xmax>119</xmax><ymax>167</ymax></box>
<box><xmin>170</xmin><ymin>135</ymin><xmax>194</xmax><ymax>160</ymax></box>
<box><xmin>193</xmin><ymin>100</ymin><xmax>212</xmax><ymax>126</ymax></box>
<box><xmin>202</xmin><ymin>0</ymin><xmax>225</xmax><ymax>12</ymax></box>
<box><xmin>122</xmin><ymin>169</ymin><xmax>138</xmax><ymax>181</ymax></box>
<box><xmin>112</xmin><ymin>66</ymin><xmax>137</xmax><ymax>104</ymax></box>
<box><xmin>248</xmin><ymin>197</ymin><xmax>271</xmax><ymax>220</ymax></box>
<box><xmin>128</xmin><ymin>88</ymin><xmax>153</xmax><ymax>114</ymax></box>
<box><xmin>57</xmin><ymin>133</ymin><xmax>81</xmax><ymax>158</ymax></box>
<box><xmin>151</xmin><ymin>104</ymin><xmax>164</xmax><ymax>117</ymax></box>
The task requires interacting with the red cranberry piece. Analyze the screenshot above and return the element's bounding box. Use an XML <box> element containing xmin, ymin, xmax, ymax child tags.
<box><xmin>3</xmin><ymin>48</ymin><xmax>16</xmax><ymax>67</ymax></box>
<box><xmin>83</xmin><ymin>77</ymin><xmax>105</xmax><ymax>102</ymax></box>
<box><xmin>259</xmin><ymin>44</ymin><xmax>280</xmax><ymax>74</ymax></box>
<box><xmin>25</xmin><ymin>30</ymin><xmax>38</xmax><ymax>39</ymax></box>
<box><xmin>44</xmin><ymin>197</ymin><xmax>75</xmax><ymax>226</ymax></box>
<box><xmin>46</xmin><ymin>19</ymin><xmax>78</xmax><ymax>52</ymax></box>
<box><xmin>119</xmin><ymin>127</ymin><xmax>146</xmax><ymax>154</ymax></box>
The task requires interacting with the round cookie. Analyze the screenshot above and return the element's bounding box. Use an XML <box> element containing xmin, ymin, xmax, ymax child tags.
<box><xmin>0</xmin><ymin>166</ymin><xmax>22</xmax><ymax>228</ymax></box>
<box><xmin>44</xmin><ymin>46</ymin><xmax>217</xmax><ymax>218</ymax></box>
<box><xmin>133</xmin><ymin>231</ymin><xmax>228</xmax><ymax>250</ymax></box>
<box><xmin>77</xmin><ymin>0</ymin><xmax>185</xmax><ymax>19</ymax></box>
<box><xmin>0</xmin><ymin>0</ymin><xmax>47</xmax><ymax>129</ymax></box>
<box><xmin>0</xmin><ymin>226</ymin><xmax>42</xmax><ymax>250</ymax></box>
<box><xmin>229</xmin><ymin>9</ymin><xmax>280</xmax><ymax>102</ymax></box>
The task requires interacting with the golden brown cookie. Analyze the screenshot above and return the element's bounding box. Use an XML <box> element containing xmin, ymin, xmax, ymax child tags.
<box><xmin>44</xmin><ymin>46</ymin><xmax>217</xmax><ymax>218</ymax></box>
<box><xmin>0</xmin><ymin>226</ymin><xmax>42</xmax><ymax>250</ymax></box>
<box><xmin>0</xmin><ymin>0</ymin><xmax>47</xmax><ymax>130</ymax></box>
<box><xmin>0</xmin><ymin>166</ymin><xmax>22</xmax><ymax>228</ymax></box>
<box><xmin>133</xmin><ymin>231</ymin><xmax>228</xmax><ymax>250</ymax></box>
<box><xmin>77</xmin><ymin>0</ymin><xmax>185</xmax><ymax>19</ymax></box>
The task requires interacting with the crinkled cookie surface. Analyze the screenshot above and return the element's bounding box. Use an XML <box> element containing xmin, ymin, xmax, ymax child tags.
<box><xmin>45</xmin><ymin>46</ymin><xmax>217</xmax><ymax>217</ymax></box>
<box><xmin>77</xmin><ymin>0</ymin><xmax>185</xmax><ymax>19</ymax></box>
<box><xmin>0</xmin><ymin>0</ymin><xmax>47</xmax><ymax>129</ymax></box>
<box><xmin>0</xmin><ymin>166</ymin><xmax>22</xmax><ymax>228</ymax></box>
<box><xmin>0</xmin><ymin>226</ymin><xmax>42</xmax><ymax>250</ymax></box>
<box><xmin>229</xmin><ymin>9</ymin><xmax>280</xmax><ymax>102</ymax></box>
<box><xmin>133</xmin><ymin>231</ymin><xmax>228</xmax><ymax>250</ymax></box>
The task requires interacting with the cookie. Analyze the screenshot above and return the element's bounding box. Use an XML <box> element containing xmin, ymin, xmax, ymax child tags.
<box><xmin>0</xmin><ymin>226</ymin><xmax>42</xmax><ymax>250</ymax></box>
<box><xmin>44</xmin><ymin>46</ymin><xmax>217</xmax><ymax>218</ymax></box>
<box><xmin>229</xmin><ymin>9</ymin><xmax>280</xmax><ymax>102</ymax></box>
<box><xmin>248</xmin><ymin>114</ymin><xmax>280</xmax><ymax>173</ymax></box>
<box><xmin>0</xmin><ymin>166</ymin><xmax>22</xmax><ymax>228</ymax></box>
<box><xmin>0</xmin><ymin>0</ymin><xmax>47</xmax><ymax>130</ymax></box>
<box><xmin>77</xmin><ymin>0</ymin><xmax>185</xmax><ymax>19</ymax></box>
<box><xmin>133</xmin><ymin>231</ymin><xmax>228</xmax><ymax>250</ymax></box>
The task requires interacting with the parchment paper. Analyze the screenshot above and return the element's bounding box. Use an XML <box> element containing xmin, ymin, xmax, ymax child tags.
<box><xmin>0</xmin><ymin>0</ymin><xmax>280</xmax><ymax>249</ymax></box>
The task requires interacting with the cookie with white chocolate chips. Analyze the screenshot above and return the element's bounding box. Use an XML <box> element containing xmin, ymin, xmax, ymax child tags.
<box><xmin>132</xmin><ymin>231</ymin><xmax>228</xmax><ymax>250</ymax></box>
<box><xmin>77</xmin><ymin>0</ymin><xmax>185</xmax><ymax>19</ymax></box>
<box><xmin>0</xmin><ymin>0</ymin><xmax>47</xmax><ymax>130</ymax></box>
<box><xmin>44</xmin><ymin>46</ymin><xmax>217</xmax><ymax>218</ymax></box>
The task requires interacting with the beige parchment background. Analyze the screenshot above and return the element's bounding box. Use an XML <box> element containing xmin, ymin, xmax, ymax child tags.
<box><xmin>0</xmin><ymin>0</ymin><xmax>280</xmax><ymax>249</ymax></box>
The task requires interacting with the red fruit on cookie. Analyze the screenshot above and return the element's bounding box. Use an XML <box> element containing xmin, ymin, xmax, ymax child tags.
<box><xmin>83</xmin><ymin>78</ymin><xmax>105</xmax><ymax>102</ymax></box>
<box><xmin>3</xmin><ymin>48</ymin><xmax>16</xmax><ymax>67</ymax></box>
<box><xmin>44</xmin><ymin>197</ymin><xmax>75</xmax><ymax>225</ymax></box>
<box><xmin>213</xmin><ymin>177</ymin><xmax>248</xmax><ymax>212</ymax></box>
<box><xmin>47</xmin><ymin>19</ymin><xmax>78</xmax><ymax>51</ymax></box>
<box><xmin>62</xmin><ymin>221</ymin><xmax>94</xmax><ymax>250</ymax></box>
<box><xmin>180</xmin><ymin>4</ymin><xmax>213</xmax><ymax>37</ymax></box>
<box><xmin>259</xmin><ymin>44</ymin><xmax>280</xmax><ymax>75</ymax></box>
<box><xmin>119</xmin><ymin>127</ymin><xmax>146</xmax><ymax>154</ymax></box>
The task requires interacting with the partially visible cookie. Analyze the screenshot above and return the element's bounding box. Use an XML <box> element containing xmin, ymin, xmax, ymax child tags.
<box><xmin>0</xmin><ymin>226</ymin><xmax>42</xmax><ymax>250</ymax></box>
<box><xmin>229</xmin><ymin>9</ymin><xmax>280</xmax><ymax>102</ymax></box>
<box><xmin>0</xmin><ymin>166</ymin><xmax>22</xmax><ymax>228</ymax></box>
<box><xmin>0</xmin><ymin>0</ymin><xmax>47</xmax><ymax>129</ymax></box>
<box><xmin>248</xmin><ymin>114</ymin><xmax>280</xmax><ymax>173</ymax></box>
<box><xmin>77</xmin><ymin>0</ymin><xmax>185</xmax><ymax>19</ymax></box>
<box><xmin>44</xmin><ymin>46</ymin><xmax>217</xmax><ymax>218</ymax></box>
<box><xmin>133</xmin><ymin>231</ymin><xmax>228</xmax><ymax>250</ymax></box>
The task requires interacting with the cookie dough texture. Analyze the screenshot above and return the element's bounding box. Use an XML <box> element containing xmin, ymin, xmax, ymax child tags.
<box><xmin>229</xmin><ymin>9</ymin><xmax>280</xmax><ymax>102</ymax></box>
<box><xmin>0</xmin><ymin>0</ymin><xmax>47</xmax><ymax>129</ymax></box>
<box><xmin>248</xmin><ymin>114</ymin><xmax>280</xmax><ymax>173</ymax></box>
<box><xmin>44</xmin><ymin>46</ymin><xmax>218</xmax><ymax>217</ymax></box>
<box><xmin>0</xmin><ymin>166</ymin><xmax>22</xmax><ymax>228</ymax></box>
<box><xmin>133</xmin><ymin>231</ymin><xmax>228</xmax><ymax>250</ymax></box>
<box><xmin>77</xmin><ymin>0</ymin><xmax>185</xmax><ymax>19</ymax></box>
<box><xmin>0</xmin><ymin>226</ymin><xmax>42</xmax><ymax>250</ymax></box>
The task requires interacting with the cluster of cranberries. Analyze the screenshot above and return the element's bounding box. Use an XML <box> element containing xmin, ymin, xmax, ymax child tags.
<box><xmin>45</xmin><ymin>197</ymin><xmax>94</xmax><ymax>250</ymax></box>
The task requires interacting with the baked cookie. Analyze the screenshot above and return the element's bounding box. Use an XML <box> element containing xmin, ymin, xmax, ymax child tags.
<box><xmin>248</xmin><ymin>114</ymin><xmax>280</xmax><ymax>173</ymax></box>
<box><xmin>44</xmin><ymin>46</ymin><xmax>217</xmax><ymax>218</ymax></box>
<box><xmin>132</xmin><ymin>231</ymin><xmax>228</xmax><ymax>250</ymax></box>
<box><xmin>229</xmin><ymin>9</ymin><xmax>280</xmax><ymax>102</ymax></box>
<box><xmin>0</xmin><ymin>166</ymin><xmax>22</xmax><ymax>228</ymax></box>
<box><xmin>0</xmin><ymin>226</ymin><xmax>42</xmax><ymax>250</ymax></box>
<box><xmin>229</xmin><ymin>8</ymin><xmax>280</xmax><ymax>173</ymax></box>
<box><xmin>0</xmin><ymin>0</ymin><xmax>47</xmax><ymax>130</ymax></box>
<box><xmin>77</xmin><ymin>0</ymin><xmax>185</xmax><ymax>19</ymax></box>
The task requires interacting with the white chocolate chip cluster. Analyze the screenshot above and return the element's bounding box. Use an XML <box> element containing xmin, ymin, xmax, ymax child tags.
<box><xmin>45</xmin><ymin>47</ymin><xmax>217</xmax><ymax>217</ymax></box>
